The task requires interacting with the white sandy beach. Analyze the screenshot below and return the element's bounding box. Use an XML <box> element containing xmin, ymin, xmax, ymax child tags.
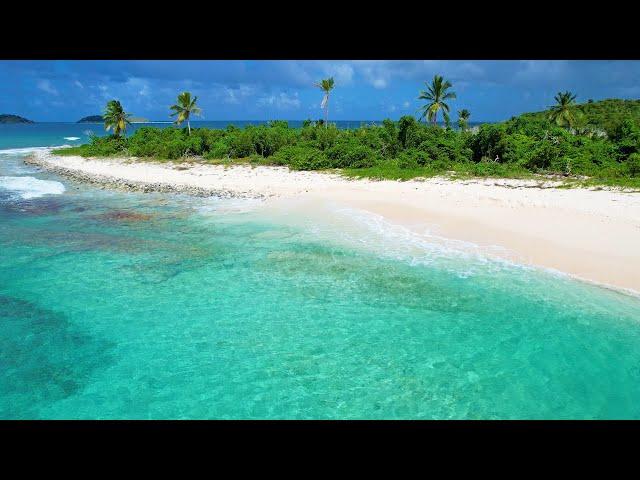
<box><xmin>29</xmin><ymin>150</ymin><xmax>640</xmax><ymax>293</ymax></box>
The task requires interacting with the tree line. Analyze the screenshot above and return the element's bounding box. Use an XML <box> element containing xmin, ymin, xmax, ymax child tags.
<box><xmin>57</xmin><ymin>74</ymin><xmax>639</xmax><ymax>188</ymax></box>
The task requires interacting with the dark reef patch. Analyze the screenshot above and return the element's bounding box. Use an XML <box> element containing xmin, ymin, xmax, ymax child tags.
<box><xmin>0</xmin><ymin>196</ymin><xmax>64</xmax><ymax>217</ymax></box>
<box><xmin>92</xmin><ymin>210</ymin><xmax>154</xmax><ymax>223</ymax></box>
<box><xmin>0</xmin><ymin>294</ymin><xmax>114</xmax><ymax>418</ymax></box>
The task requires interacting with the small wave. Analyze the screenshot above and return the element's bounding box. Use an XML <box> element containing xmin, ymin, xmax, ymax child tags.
<box><xmin>324</xmin><ymin>205</ymin><xmax>535</xmax><ymax>276</ymax></box>
<box><xmin>0</xmin><ymin>145</ymin><xmax>70</xmax><ymax>156</ymax></box>
<box><xmin>64</xmin><ymin>137</ymin><xmax>80</xmax><ymax>141</ymax></box>
<box><xmin>196</xmin><ymin>197</ymin><xmax>264</xmax><ymax>215</ymax></box>
<box><xmin>0</xmin><ymin>176</ymin><xmax>66</xmax><ymax>199</ymax></box>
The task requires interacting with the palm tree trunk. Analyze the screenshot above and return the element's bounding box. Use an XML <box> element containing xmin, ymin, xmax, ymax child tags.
<box><xmin>187</xmin><ymin>118</ymin><xmax>191</xmax><ymax>136</ymax></box>
<box><xmin>325</xmin><ymin>95</ymin><xmax>329</xmax><ymax>128</ymax></box>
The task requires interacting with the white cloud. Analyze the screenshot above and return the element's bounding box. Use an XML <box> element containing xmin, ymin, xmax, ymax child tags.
<box><xmin>402</xmin><ymin>101</ymin><xmax>410</xmax><ymax>108</ymax></box>
<box><xmin>124</xmin><ymin>77</ymin><xmax>152</xmax><ymax>97</ymax></box>
<box><xmin>37</xmin><ymin>79</ymin><xmax>58</xmax><ymax>96</ymax></box>
<box><xmin>257</xmin><ymin>92</ymin><xmax>301</xmax><ymax>109</ymax></box>
<box><xmin>74</xmin><ymin>80</ymin><xmax>84</xmax><ymax>89</ymax></box>
<box><xmin>372</xmin><ymin>78</ymin><xmax>388</xmax><ymax>89</ymax></box>
<box><xmin>220</xmin><ymin>84</ymin><xmax>257</xmax><ymax>104</ymax></box>
<box><xmin>513</xmin><ymin>60</ymin><xmax>570</xmax><ymax>85</ymax></box>
<box><xmin>322</xmin><ymin>63</ymin><xmax>354</xmax><ymax>86</ymax></box>
<box><xmin>95</xmin><ymin>84</ymin><xmax>111</xmax><ymax>101</ymax></box>
<box><xmin>352</xmin><ymin>60</ymin><xmax>492</xmax><ymax>89</ymax></box>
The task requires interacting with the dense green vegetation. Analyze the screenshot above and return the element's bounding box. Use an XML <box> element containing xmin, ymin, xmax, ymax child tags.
<box><xmin>51</xmin><ymin>80</ymin><xmax>640</xmax><ymax>189</ymax></box>
<box><xmin>520</xmin><ymin>98</ymin><xmax>640</xmax><ymax>138</ymax></box>
<box><xmin>0</xmin><ymin>114</ymin><xmax>34</xmax><ymax>124</ymax></box>
<box><xmin>53</xmin><ymin>110</ymin><xmax>640</xmax><ymax>188</ymax></box>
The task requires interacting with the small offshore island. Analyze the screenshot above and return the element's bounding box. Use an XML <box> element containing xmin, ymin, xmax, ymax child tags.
<box><xmin>77</xmin><ymin>115</ymin><xmax>104</xmax><ymax>123</ymax></box>
<box><xmin>77</xmin><ymin>115</ymin><xmax>150</xmax><ymax>123</ymax></box>
<box><xmin>0</xmin><ymin>113</ymin><xmax>34</xmax><ymax>124</ymax></box>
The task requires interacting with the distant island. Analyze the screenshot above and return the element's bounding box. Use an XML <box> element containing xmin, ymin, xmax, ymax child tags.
<box><xmin>77</xmin><ymin>115</ymin><xmax>104</xmax><ymax>123</ymax></box>
<box><xmin>0</xmin><ymin>114</ymin><xmax>34</xmax><ymax>124</ymax></box>
<box><xmin>77</xmin><ymin>115</ymin><xmax>149</xmax><ymax>123</ymax></box>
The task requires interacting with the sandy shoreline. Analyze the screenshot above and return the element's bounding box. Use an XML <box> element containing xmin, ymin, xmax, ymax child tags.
<box><xmin>27</xmin><ymin>150</ymin><xmax>640</xmax><ymax>294</ymax></box>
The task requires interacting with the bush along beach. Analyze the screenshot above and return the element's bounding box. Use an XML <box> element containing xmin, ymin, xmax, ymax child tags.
<box><xmin>52</xmin><ymin>82</ymin><xmax>640</xmax><ymax>189</ymax></box>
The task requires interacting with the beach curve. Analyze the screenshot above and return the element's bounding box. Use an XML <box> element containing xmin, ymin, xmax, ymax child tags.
<box><xmin>26</xmin><ymin>148</ymin><xmax>640</xmax><ymax>294</ymax></box>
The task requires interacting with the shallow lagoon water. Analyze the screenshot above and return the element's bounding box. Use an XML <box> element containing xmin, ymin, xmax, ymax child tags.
<box><xmin>2</xmin><ymin>132</ymin><xmax>640</xmax><ymax>419</ymax></box>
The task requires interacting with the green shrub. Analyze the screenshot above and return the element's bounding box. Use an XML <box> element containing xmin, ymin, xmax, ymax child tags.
<box><xmin>270</xmin><ymin>145</ymin><xmax>330</xmax><ymax>170</ymax></box>
<box><xmin>204</xmin><ymin>140</ymin><xmax>231</xmax><ymax>159</ymax></box>
<box><xmin>627</xmin><ymin>153</ymin><xmax>640</xmax><ymax>177</ymax></box>
<box><xmin>466</xmin><ymin>124</ymin><xmax>507</xmax><ymax>161</ymax></box>
<box><xmin>397</xmin><ymin>115</ymin><xmax>420</xmax><ymax>148</ymax></box>
<box><xmin>311</xmin><ymin>125</ymin><xmax>340</xmax><ymax>151</ymax></box>
<box><xmin>78</xmin><ymin>135</ymin><xmax>128</xmax><ymax>156</ymax></box>
<box><xmin>326</xmin><ymin>140</ymin><xmax>379</xmax><ymax>168</ymax></box>
<box><xmin>396</xmin><ymin>149</ymin><xmax>430</xmax><ymax>169</ymax></box>
<box><xmin>229</xmin><ymin>129</ymin><xmax>256</xmax><ymax>158</ymax></box>
<box><xmin>496</xmin><ymin>133</ymin><xmax>535</xmax><ymax>164</ymax></box>
<box><xmin>526</xmin><ymin>141</ymin><xmax>563</xmax><ymax>170</ymax></box>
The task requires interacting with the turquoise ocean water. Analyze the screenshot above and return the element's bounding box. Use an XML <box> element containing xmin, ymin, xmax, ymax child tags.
<box><xmin>2</xmin><ymin>123</ymin><xmax>640</xmax><ymax>419</ymax></box>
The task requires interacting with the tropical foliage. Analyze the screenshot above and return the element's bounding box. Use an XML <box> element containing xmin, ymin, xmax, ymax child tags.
<box><xmin>170</xmin><ymin>91</ymin><xmax>202</xmax><ymax>135</ymax></box>
<box><xmin>521</xmin><ymin>98</ymin><xmax>640</xmax><ymax>138</ymax></box>
<box><xmin>418</xmin><ymin>75</ymin><xmax>456</xmax><ymax>125</ymax></box>
<box><xmin>548</xmin><ymin>91</ymin><xmax>580</xmax><ymax>129</ymax></box>
<box><xmin>315</xmin><ymin>77</ymin><xmax>335</xmax><ymax>126</ymax></box>
<box><xmin>53</xmin><ymin>94</ymin><xmax>640</xmax><ymax>189</ymax></box>
<box><xmin>457</xmin><ymin>109</ymin><xmax>471</xmax><ymax>131</ymax></box>
<box><xmin>103</xmin><ymin>100</ymin><xmax>131</xmax><ymax>137</ymax></box>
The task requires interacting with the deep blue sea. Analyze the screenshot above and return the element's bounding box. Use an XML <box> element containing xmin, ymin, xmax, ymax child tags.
<box><xmin>1</xmin><ymin>123</ymin><xmax>640</xmax><ymax>419</ymax></box>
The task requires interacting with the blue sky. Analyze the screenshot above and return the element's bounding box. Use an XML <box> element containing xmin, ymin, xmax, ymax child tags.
<box><xmin>2</xmin><ymin>60</ymin><xmax>639</xmax><ymax>122</ymax></box>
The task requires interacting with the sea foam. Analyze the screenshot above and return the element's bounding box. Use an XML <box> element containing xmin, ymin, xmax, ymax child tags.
<box><xmin>0</xmin><ymin>176</ymin><xmax>66</xmax><ymax>199</ymax></box>
<box><xmin>324</xmin><ymin>204</ymin><xmax>534</xmax><ymax>277</ymax></box>
<box><xmin>0</xmin><ymin>145</ymin><xmax>70</xmax><ymax>156</ymax></box>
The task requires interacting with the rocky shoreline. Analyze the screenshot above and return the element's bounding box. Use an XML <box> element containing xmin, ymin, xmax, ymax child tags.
<box><xmin>24</xmin><ymin>152</ymin><xmax>269</xmax><ymax>199</ymax></box>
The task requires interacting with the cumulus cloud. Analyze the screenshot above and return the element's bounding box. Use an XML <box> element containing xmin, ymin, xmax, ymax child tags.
<box><xmin>320</xmin><ymin>62</ymin><xmax>354</xmax><ymax>86</ymax></box>
<box><xmin>257</xmin><ymin>92</ymin><xmax>301</xmax><ymax>109</ymax></box>
<box><xmin>512</xmin><ymin>60</ymin><xmax>570</xmax><ymax>85</ymax></box>
<box><xmin>124</xmin><ymin>77</ymin><xmax>152</xmax><ymax>97</ymax></box>
<box><xmin>37</xmin><ymin>79</ymin><xmax>58</xmax><ymax>95</ymax></box>
<box><xmin>219</xmin><ymin>84</ymin><xmax>257</xmax><ymax>104</ymax></box>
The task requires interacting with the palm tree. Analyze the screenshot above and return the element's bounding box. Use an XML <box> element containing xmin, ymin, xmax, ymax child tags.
<box><xmin>103</xmin><ymin>100</ymin><xmax>132</xmax><ymax>137</ymax></box>
<box><xmin>457</xmin><ymin>109</ymin><xmax>471</xmax><ymax>131</ymax></box>
<box><xmin>418</xmin><ymin>75</ymin><xmax>456</xmax><ymax>125</ymax></box>
<box><xmin>315</xmin><ymin>77</ymin><xmax>335</xmax><ymax>127</ymax></box>
<box><xmin>548</xmin><ymin>91</ymin><xmax>578</xmax><ymax>130</ymax></box>
<box><xmin>170</xmin><ymin>91</ymin><xmax>202</xmax><ymax>135</ymax></box>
